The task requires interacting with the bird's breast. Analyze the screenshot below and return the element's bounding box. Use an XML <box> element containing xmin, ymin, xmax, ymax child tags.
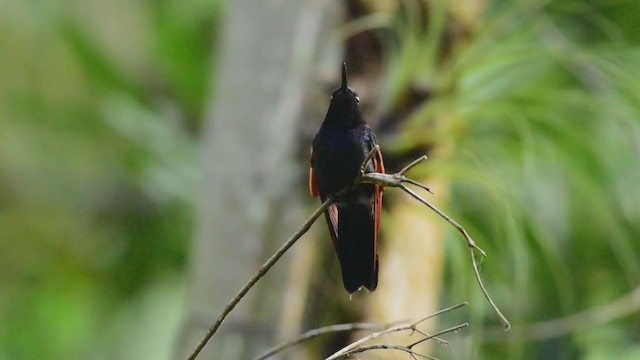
<box><xmin>312</xmin><ymin>127</ymin><xmax>374</xmax><ymax>198</ymax></box>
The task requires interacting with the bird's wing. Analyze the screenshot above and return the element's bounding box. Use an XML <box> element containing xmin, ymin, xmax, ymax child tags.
<box><xmin>310</xmin><ymin>147</ymin><xmax>339</xmax><ymax>251</ymax></box>
<box><xmin>372</xmin><ymin>144</ymin><xmax>385</xmax><ymax>259</ymax></box>
<box><xmin>324</xmin><ymin>203</ymin><xmax>339</xmax><ymax>252</ymax></box>
<box><xmin>309</xmin><ymin>148</ymin><xmax>319</xmax><ymax>197</ymax></box>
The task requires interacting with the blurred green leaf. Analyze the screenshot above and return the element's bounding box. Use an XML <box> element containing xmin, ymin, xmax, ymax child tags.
<box><xmin>385</xmin><ymin>1</ymin><xmax>640</xmax><ymax>359</ymax></box>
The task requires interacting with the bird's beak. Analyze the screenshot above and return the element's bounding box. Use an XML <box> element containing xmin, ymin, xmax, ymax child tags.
<box><xmin>341</xmin><ymin>62</ymin><xmax>348</xmax><ymax>90</ymax></box>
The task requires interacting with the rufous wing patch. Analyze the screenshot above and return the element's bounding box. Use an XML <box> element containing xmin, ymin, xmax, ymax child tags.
<box><xmin>372</xmin><ymin>146</ymin><xmax>385</xmax><ymax>263</ymax></box>
<box><xmin>309</xmin><ymin>167</ymin><xmax>319</xmax><ymax>197</ymax></box>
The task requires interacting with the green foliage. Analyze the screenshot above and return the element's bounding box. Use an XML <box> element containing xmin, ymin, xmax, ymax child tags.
<box><xmin>2</xmin><ymin>0</ymin><xmax>638</xmax><ymax>358</ymax></box>
<box><xmin>385</xmin><ymin>0</ymin><xmax>640</xmax><ymax>359</ymax></box>
<box><xmin>0</xmin><ymin>0</ymin><xmax>220</xmax><ymax>359</ymax></box>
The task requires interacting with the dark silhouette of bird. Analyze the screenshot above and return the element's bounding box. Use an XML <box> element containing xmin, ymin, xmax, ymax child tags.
<box><xmin>309</xmin><ymin>63</ymin><xmax>385</xmax><ymax>294</ymax></box>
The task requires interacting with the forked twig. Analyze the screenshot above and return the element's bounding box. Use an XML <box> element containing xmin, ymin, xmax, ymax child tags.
<box><xmin>334</xmin><ymin>344</ymin><xmax>437</xmax><ymax>360</ymax></box>
<box><xmin>337</xmin><ymin>322</ymin><xmax>470</xmax><ymax>360</ymax></box>
<box><xmin>359</xmin><ymin>147</ymin><xmax>433</xmax><ymax>194</ymax></box>
<box><xmin>407</xmin><ymin>323</ymin><xmax>470</xmax><ymax>349</ymax></box>
<box><xmin>325</xmin><ymin>303</ymin><xmax>467</xmax><ymax>360</ymax></box>
<box><xmin>254</xmin><ymin>322</ymin><xmax>384</xmax><ymax>360</ymax></box>
<box><xmin>255</xmin><ymin>313</ymin><xmax>456</xmax><ymax>360</ymax></box>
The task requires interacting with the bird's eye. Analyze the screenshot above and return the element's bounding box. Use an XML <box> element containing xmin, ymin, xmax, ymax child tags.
<box><xmin>330</xmin><ymin>95</ymin><xmax>334</xmax><ymax>101</ymax></box>
<box><xmin>355</xmin><ymin>96</ymin><xmax>360</xmax><ymax>103</ymax></box>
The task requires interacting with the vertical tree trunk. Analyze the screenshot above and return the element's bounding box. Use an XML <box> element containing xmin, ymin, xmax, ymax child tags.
<box><xmin>177</xmin><ymin>1</ymin><xmax>341</xmax><ymax>359</ymax></box>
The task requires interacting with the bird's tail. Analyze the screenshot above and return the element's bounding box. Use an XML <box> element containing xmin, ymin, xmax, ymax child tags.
<box><xmin>337</xmin><ymin>203</ymin><xmax>378</xmax><ymax>293</ymax></box>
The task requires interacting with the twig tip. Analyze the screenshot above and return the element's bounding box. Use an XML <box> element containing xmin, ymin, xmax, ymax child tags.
<box><xmin>503</xmin><ymin>322</ymin><xmax>512</xmax><ymax>332</ymax></box>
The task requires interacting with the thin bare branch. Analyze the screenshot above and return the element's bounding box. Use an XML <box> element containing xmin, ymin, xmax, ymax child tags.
<box><xmin>254</xmin><ymin>310</ymin><xmax>462</xmax><ymax>360</ymax></box>
<box><xmin>404</xmin><ymin>177</ymin><xmax>434</xmax><ymax>194</ymax></box>
<box><xmin>358</xmin><ymin>155</ymin><xmax>434</xmax><ymax>194</ymax></box>
<box><xmin>336</xmin><ymin>344</ymin><xmax>437</xmax><ymax>360</ymax></box>
<box><xmin>408</xmin><ymin>322</ymin><xmax>470</xmax><ymax>348</ymax></box>
<box><xmin>359</xmin><ymin>145</ymin><xmax>380</xmax><ymax>176</ymax></box>
<box><xmin>187</xmin><ymin>198</ymin><xmax>334</xmax><ymax>360</ymax></box>
<box><xmin>399</xmin><ymin>184</ymin><xmax>510</xmax><ymax>330</ymax></box>
<box><xmin>409</xmin><ymin>302</ymin><xmax>469</xmax><ymax>328</ymax></box>
<box><xmin>254</xmin><ymin>322</ymin><xmax>383</xmax><ymax>360</ymax></box>
<box><xmin>330</xmin><ymin>322</ymin><xmax>469</xmax><ymax>360</ymax></box>
<box><xmin>323</xmin><ymin>323</ymin><xmax>413</xmax><ymax>359</ymax></box>
<box><xmin>400</xmin><ymin>155</ymin><xmax>429</xmax><ymax>175</ymax></box>
<box><xmin>398</xmin><ymin>184</ymin><xmax>487</xmax><ymax>258</ymax></box>
<box><xmin>468</xmin><ymin>247</ymin><xmax>511</xmax><ymax>331</ymax></box>
<box><xmin>325</xmin><ymin>303</ymin><xmax>467</xmax><ymax>360</ymax></box>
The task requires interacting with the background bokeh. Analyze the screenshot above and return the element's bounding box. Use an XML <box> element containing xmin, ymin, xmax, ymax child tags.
<box><xmin>1</xmin><ymin>0</ymin><xmax>639</xmax><ymax>359</ymax></box>
<box><xmin>0</xmin><ymin>0</ymin><xmax>219</xmax><ymax>358</ymax></box>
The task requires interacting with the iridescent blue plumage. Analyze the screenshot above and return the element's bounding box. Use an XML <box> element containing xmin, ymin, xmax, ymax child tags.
<box><xmin>309</xmin><ymin>64</ymin><xmax>385</xmax><ymax>293</ymax></box>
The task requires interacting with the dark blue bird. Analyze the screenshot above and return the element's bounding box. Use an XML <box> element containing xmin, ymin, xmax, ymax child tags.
<box><xmin>309</xmin><ymin>63</ymin><xmax>385</xmax><ymax>293</ymax></box>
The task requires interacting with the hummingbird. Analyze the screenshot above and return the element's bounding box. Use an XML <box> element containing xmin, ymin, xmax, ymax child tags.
<box><xmin>309</xmin><ymin>63</ymin><xmax>385</xmax><ymax>293</ymax></box>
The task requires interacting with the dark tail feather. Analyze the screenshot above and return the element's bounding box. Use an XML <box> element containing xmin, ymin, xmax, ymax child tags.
<box><xmin>337</xmin><ymin>203</ymin><xmax>378</xmax><ymax>293</ymax></box>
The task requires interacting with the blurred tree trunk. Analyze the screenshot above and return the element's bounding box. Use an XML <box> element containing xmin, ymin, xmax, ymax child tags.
<box><xmin>177</xmin><ymin>1</ymin><xmax>341</xmax><ymax>359</ymax></box>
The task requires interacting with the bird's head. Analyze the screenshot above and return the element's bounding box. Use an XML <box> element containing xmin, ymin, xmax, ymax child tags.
<box><xmin>325</xmin><ymin>63</ymin><xmax>363</xmax><ymax>125</ymax></box>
